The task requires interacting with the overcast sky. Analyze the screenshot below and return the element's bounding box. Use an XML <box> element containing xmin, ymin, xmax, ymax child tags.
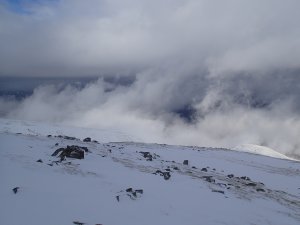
<box><xmin>1</xmin><ymin>0</ymin><xmax>300</xmax><ymax>156</ymax></box>
<box><xmin>1</xmin><ymin>0</ymin><xmax>300</xmax><ymax>77</ymax></box>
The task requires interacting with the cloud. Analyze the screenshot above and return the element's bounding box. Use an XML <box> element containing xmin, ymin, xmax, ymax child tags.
<box><xmin>1</xmin><ymin>0</ymin><xmax>300</xmax><ymax>156</ymax></box>
<box><xmin>1</xmin><ymin>0</ymin><xmax>300</xmax><ymax>76</ymax></box>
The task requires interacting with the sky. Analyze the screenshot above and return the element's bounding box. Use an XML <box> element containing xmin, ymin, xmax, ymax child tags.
<box><xmin>1</xmin><ymin>0</ymin><xmax>300</xmax><ymax>156</ymax></box>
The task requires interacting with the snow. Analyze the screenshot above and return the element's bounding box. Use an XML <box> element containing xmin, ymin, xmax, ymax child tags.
<box><xmin>0</xmin><ymin>118</ymin><xmax>137</xmax><ymax>142</ymax></box>
<box><xmin>0</xmin><ymin>119</ymin><xmax>300</xmax><ymax>225</ymax></box>
<box><xmin>232</xmin><ymin>144</ymin><xmax>292</xmax><ymax>160</ymax></box>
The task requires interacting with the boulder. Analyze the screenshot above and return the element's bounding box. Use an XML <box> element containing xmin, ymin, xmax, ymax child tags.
<box><xmin>83</xmin><ymin>137</ymin><xmax>91</xmax><ymax>142</ymax></box>
<box><xmin>154</xmin><ymin>170</ymin><xmax>171</xmax><ymax>180</ymax></box>
<box><xmin>52</xmin><ymin>145</ymin><xmax>87</xmax><ymax>160</ymax></box>
<box><xmin>12</xmin><ymin>187</ymin><xmax>19</xmax><ymax>194</ymax></box>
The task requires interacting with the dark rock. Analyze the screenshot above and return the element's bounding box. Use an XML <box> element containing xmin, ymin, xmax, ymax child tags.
<box><xmin>126</xmin><ymin>188</ymin><xmax>133</xmax><ymax>193</ymax></box>
<box><xmin>116</xmin><ymin>195</ymin><xmax>120</xmax><ymax>202</ymax></box>
<box><xmin>241</xmin><ymin>176</ymin><xmax>251</xmax><ymax>181</ymax></box>
<box><xmin>57</xmin><ymin>135</ymin><xmax>77</xmax><ymax>140</ymax></box>
<box><xmin>183</xmin><ymin>160</ymin><xmax>189</xmax><ymax>165</ymax></box>
<box><xmin>83</xmin><ymin>137</ymin><xmax>91</xmax><ymax>142</ymax></box>
<box><xmin>81</xmin><ymin>146</ymin><xmax>89</xmax><ymax>152</ymax></box>
<box><xmin>52</xmin><ymin>145</ymin><xmax>87</xmax><ymax>160</ymax></box>
<box><xmin>47</xmin><ymin>163</ymin><xmax>53</xmax><ymax>166</ymax></box>
<box><xmin>201</xmin><ymin>168</ymin><xmax>208</xmax><ymax>172</ymax></box>
<box><xmin>165</xmin><ymin>168</ymin><xmax>171</xmax><ymax>171</ymax></box>
<box><xmin>192</xmin><ymin>166</ymin><xmax>197</xmax><ymax>169</ymax></box>
<box><xmin>256</xmin><ymin>188</ymin><xmax>265</xmax><ymax>192</ymax></box>
<box><xmin>12</xmin><ymin>187</ymin><xmax>19</xmax><ymax>194</ymax></box>
<box><xmin>92</xmin><ymin>140</ymin><xmax>99</xmax><ymax>143</ymax></box>
<box><xmin>55</xmin><ymin>143</ymin><xmax>59</xmax><ymax>146</ymax></box>
<box><xmin>245</xmin><ymin>182</ymin><xmax>257</xmax><ymax>187</ymax></box>
<box><xmin>47</xmin><ymin>135</ymin><xmax>52</xmax><ymax>137</ymax></box>
<box><xmin>203</xmin><ymin>176</ymin><xmax>215</xmax><ymax>183</ymax></box>
<box><xmin>51</xmin><ymin>148</ymin><xmax>65</xmax><ymax>157</ymax></box>
<box><xmin>154</xmin><ymin>170</ymin><xmax>171</xmax><ymax>180</ymax></box>
<box><xmin>227</xmin><ymin>174</ymin><xmax>234</xmax><ymax>178</ymax></box>
<box><xmin>36</xmin><ymin>159</ymin><xmax>43</xmax><ymax>163</ymax></box>
<box><xmin>66</xmin><ymin>136</ymin><xmax>77</xmax><ymax>140</ymax></box>
<box><xmin>73</xmin><ymin>221</ymin><xmax>85</xmax><ymax>225</ymax></box>
<box><xmin>136</xmin><ymin>189</ymin><xmax>143</xmax><ymax>194</ymax></box>
<box><xmin>212</xmin><ymin>190</ymin><xmax>225</xmax><ymax>194</ymax></box>
<box><xmin>139</xmin><ymin>151</ymin><xmax>154</xmax><ymax>161</ymax></box>
<box><xmin>173</xmin><ymin>167</ymin><xmax>179</xmax><ymax>170</ymax></box>
<box><xmin>163</xmin><ymin>171</ymin><xmax>171</xmax><ymax>180</ymax></box>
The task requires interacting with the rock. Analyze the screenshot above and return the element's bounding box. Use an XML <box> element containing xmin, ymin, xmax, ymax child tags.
<box><xmin>55</xmin><ymin>143</ymin><xmax>59</xmax><ymax>146</ymax></box>
<box><xmin>83</xmin><ymin>137</ymin><xmax>91</xmax><ymax>142</ymax></box>
<box><xmin>256</xmin><ymin>188</ymin><xmax>265</xmax><ymax>192</ymax></box>
<box><xmin>119</xmin><ymin>188</ymin><xmax>144</xmax><ymax>201</ymax></box>
<box><xmin>227</xmin><ymin>174</ymin><xmax>234</xmax><ymax>178</ymax></box>
<box><xmin>241</xmin><ymin>176</ymin><xmax>251</xmax><ymax>181</ymax></box>
<box><xmin>51</xmin><ymin>148</ymin><xmax>65</xmax><ymax>157</ymax></box>
<box><xmin>203</xmin><ymin>176</ymin><xmax>215</xmax><ymax>183</ymax></box>
<box><xmin>245</xmin><ymin>182</ymin><xmax>257</xmax><ymax>187</ymax></box>
<box><xmin>92</xmin><ymin>140</ymin><xmax>99</xmax><ymax>143</ymax></box>
<box><xmin>139</xmin><ymin>151</ymin><xmax>155</xmax><ymax>161</ymax></box>
<box><xmin>52</xmin><ymin>145</ymin><xmax>87</xmax><ymax>160</ymax></box>
<box><xmin>173</xmin><ymin>166</ymin><xmax>179</xmax><ymax>170</ymax></box>
<box><xmin>36</xmin><ymin>159</ymin><xmax>43</xmax><ymax>163</ymax></box>
<box><xmin>12</xmin><ymin>187</ymin><xmax>19</xmax><ymax>194</ymax></box>
<box><xmin>212</xmin><ymin>190</ymin><xmax>225</xmax><ymax>194</ymax></box>
<box><xmin>201</xmin><ymin>168</ymin><xmax>208</xmax><ymax>172</ymax></box>
<box><xmin>47</xmin><ymin>135</ymin><xmax>52</xmax><ymax>137</ymax></box>
<box><xmin>154</xmin><ymin>170</ymin><xmax>171</xmax><ymax>180</ymax></box>
<box><xmin>183</xmin><ymin>160</ymin><xmax>189</xmax><ymax>165</ymax></box>
<box><xmin>136</xmin><ymin>189</ymin><xmax>143</xmax><ymax>194</ymax></box>
<box><xmin>73</xmin><ymin>221</ymin><xmax>85</xmax><ymax>225</ymax></box>
<box><xmin>192</xmin><ymin>166</ymin><xmax>197</xmax><ymax>169</ymax></box>
<box><xmin>57</xmin><ymin>135</ymin><xmax>77</xmax><ymax>140</ymax></box>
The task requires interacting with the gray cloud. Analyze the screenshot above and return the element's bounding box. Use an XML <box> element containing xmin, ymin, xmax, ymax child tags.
<box><xmin>1</xmin><ymin>0</ymin><xmax>300</xmax><ymax>76</ymax></box>
<box><xmin>1</xmin><ymin>0</ymin><xmax>300</xmax><ymax>157</ymax></box>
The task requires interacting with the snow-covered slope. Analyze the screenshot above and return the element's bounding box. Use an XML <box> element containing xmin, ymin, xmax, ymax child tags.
<box><xmin>232</xmin><ymin>144</ymin><xmax>292</xmax><ymax>160</ymax></box>
<box><xmin>0</xmin><ymin>118</ymin><xmax>137</xmax><ymax>142</ymax></box>
<box><xmin>0</xmin><ymin>120</ymin><xmax>300</xmax><ymax>225</ymax></box>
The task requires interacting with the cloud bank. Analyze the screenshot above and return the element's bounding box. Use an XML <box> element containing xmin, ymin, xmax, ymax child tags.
<box><xmin>1</xmin><ymin>0</ymin><xmax>300</xmax><ymax>156</ymax></box>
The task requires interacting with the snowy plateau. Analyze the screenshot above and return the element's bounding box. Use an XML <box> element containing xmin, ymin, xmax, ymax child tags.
<box><xmin>0</xmin><ymin>118</ymin><xmax>300</xmax><ymax>225</ymax></box>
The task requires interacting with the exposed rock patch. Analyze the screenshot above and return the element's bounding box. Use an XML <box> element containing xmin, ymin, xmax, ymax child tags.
<box><xmin>52</xmin><ymin>145</ymin><xmax>89</xmax><ymax>161</ymax></box>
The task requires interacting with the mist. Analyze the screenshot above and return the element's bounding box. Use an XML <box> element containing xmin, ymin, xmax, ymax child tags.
<box><xmin>1</xmin><ymin>0</ymin><xmax>300</xmax><ymax>156</ymax></box>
